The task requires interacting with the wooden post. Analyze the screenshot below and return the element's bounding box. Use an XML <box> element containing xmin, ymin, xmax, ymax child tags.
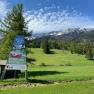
<box><xmin>14</xmin><ymin>70</ymin><xmax>17</xmax><ymax>78</ymax></box>
<box><xmin>25</xmin><ymin>69</ymin><xmax>28</xmax><ymax>81</ymax></box>
<box><xmin>1</xmin><ymin>66</ymin><xmax>6</xmax><ymax>79</ymax></box>
<box><xmin>1</xmin><ymin>66</ymin><xmax>5</xmax><ymax>74</ymax></box>
<box><xmin>25</xmin><ymin>49</ymin><xmax>28</xmax><ymax>81</ymax></box>
<box><xmin>0</xmin><ymin>65</ymin><xmax>5</xmax><ymax>79</ymax></box>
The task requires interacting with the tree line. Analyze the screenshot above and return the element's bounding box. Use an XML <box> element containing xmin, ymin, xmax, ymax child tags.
<box><xmin>31</xmin><ymin>37</ymin><xmax>94</xmax><ymax>60</ymax></box>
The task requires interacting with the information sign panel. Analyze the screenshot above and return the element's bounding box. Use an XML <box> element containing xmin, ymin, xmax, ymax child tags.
<box><xmin>5</xmin><ymin>36</ymin><xmax>26</xmax><ymax>70</ymax></box>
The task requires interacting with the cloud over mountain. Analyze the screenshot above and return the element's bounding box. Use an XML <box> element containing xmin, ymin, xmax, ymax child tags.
<box><xmin>25</xmin><ymin>7</ymin><xmax>94</xmax><ymax>33</ymax></box>
<box><xmin>0</xmin><ymin>1</ymin><xmax>94</xmax><ymax>33</ymax></box>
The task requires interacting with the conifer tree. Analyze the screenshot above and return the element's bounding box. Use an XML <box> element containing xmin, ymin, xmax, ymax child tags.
<box><xmin>0</xmin><ymin>3</ymin><xmax>27</xmax><ymax>59</ymax></box>
<box><xmin>41</xmin><ymin>38</ymin><xmax>50</xmax><ymax>54</ymax></box>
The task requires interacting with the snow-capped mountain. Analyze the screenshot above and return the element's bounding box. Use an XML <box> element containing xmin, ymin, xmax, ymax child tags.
<box><xmin>32</xmin><ymin>28</ymin><xmax>94</xmax><ymax>39</ymax></box>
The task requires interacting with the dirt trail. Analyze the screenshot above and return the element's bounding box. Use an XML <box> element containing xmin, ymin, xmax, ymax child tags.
<box><xmin>0</xmin><ymin>79</ymin><xmax>94</xmax><ymax>89</ymax></box>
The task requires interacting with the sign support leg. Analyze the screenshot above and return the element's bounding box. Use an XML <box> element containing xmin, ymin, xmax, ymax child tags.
<box><xmin>25</xmin><ymin>70</ymin><xmax>28</xmax><ymax>81</ymax></box>
<box><xmin>1</xmin><ymin>69</ymin><xmax>6</xmax><ymax>79</ymax></box>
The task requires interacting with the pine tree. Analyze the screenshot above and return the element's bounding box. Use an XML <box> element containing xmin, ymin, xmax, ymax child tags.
<box><xmin>85</xmin><ymin>41</ymin><xmax>93</xmax><ymax>60</ymax></box>
<box><xmin>0</xmin><ymin>3</ymin><xmax>27</xmax><ymax>59</ymax></box>
<box><xmin>41</xmin><ymin>38</ymin><xmax>50</xmax><ymax>54</ymax></box>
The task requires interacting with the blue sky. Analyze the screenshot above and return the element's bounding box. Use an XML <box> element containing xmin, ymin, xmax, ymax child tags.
<box><xmin>9</xmin><ymin>0</ymin><xmax>94</xmax><ymax>17</ymax></box>
<box><xmin>0</xmin><ymin>0</ymin><xmax>94</xmax><ymax>33</ymax></box>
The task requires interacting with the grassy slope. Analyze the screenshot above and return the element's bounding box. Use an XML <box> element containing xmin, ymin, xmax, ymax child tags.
<box><xmin>1</xmin><ymin>81</ymin><xmax>94</xmax><ymax>94</ymax></box>
<box><xmin>26</xmin><ymin>48</ymin><xmax>94</xmax><ymax>81</ymax></box>
<box><xmin>28</xmin><ymin>48</ymin><xmax>94</xmax><ymax>66</ymax></box>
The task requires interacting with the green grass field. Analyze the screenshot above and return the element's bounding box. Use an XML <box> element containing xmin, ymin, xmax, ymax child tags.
<box><xmin>28</xmin><ymin>48</ymin><xmax>94</xmax><ymax>66</ymax></box>
<box><xmin>29</xmin><ymin>66</ymin><xmax>94</xmax><ymax>81</ymax></box>
<box><xmin>1</xmin><ymin>81</ymin><xmax>94</xmax><ymax>94</ymax></box>
<box><xmin>1</xmin><ymin>48</ymin><xmax>94</xmax><ymax>94</ymax></box>
<box><xmin>26</xmin><ymin>48</ymin><xmax>94</xmax><ymax>81</ymax></box>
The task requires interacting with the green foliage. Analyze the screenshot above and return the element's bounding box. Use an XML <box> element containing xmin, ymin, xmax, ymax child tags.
<box><xmin>85</xmin><ymin>41</ymin><xmax>94</xmax><ymax>60</ymax></box>
<box><xmin>48</xmin><ymin>40</ymin><xmax>69</xmax><ymax>50</ymax></box>
<box><xmin>2</xmin><ymin>3</ymin><xmax>27</xmax><ymax>35</ymax></box>
<box><xmin>31</xmin><ymin>38</ymin><xmax>94</xmax><ymax>60</ymax></box>
<box><xmin>31</xmin><ymin>41</ymin><xmax>36</xmax><ymax>48</ymax></box>
<box><xmin>41</xmin><ymin>38</ymin><xmax>51</xmax><ymax>54</ymax></box>
<box><xmin>0</xmin><ymin>3</ymin><xmax>27</xmax><ymax>60</ymax></box>
<box><xmin>70</xmin><ymin>42</ymin><xmax>84</xmax><ymax>54</ymax></box>
<box><xmin>0</xmin><ymin>32</ymin><xmax>16</xmax><ymax>59</ymax></box>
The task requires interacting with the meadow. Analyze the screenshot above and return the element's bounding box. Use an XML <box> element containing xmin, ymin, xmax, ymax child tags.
<box><xmin>1</xmin><ymin>81</ymin><xmax>94</xmax><ymax>94</ymax></box>
<box><xmin>0</xmin><ymin>48</ymin><xmax>94</xmax><ymax>94</ymax></box>
<box><xmin>28</xmin><ymin>48</ymin><xmax>94</xmax><ymax>66</ymax></box>
<box><xmin>27</xmin><ymin>48</ymin><xmax>94</xmax><ymax>81</ymax></box>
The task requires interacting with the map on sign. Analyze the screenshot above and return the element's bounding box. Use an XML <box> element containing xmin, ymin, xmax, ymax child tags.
<box><xmin>13</xmin><ymin>35</ymin><xmax>25</xmax><ymax>49</ymax></box>
<box><xmin>5</xmin><ymin>35</ymin><xmax>27</xmax><ymax>70</ymax></box>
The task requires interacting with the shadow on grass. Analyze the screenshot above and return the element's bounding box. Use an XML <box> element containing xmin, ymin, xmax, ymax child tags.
<box><xmin>39</xmin><ymin>63</ymin><xmax>56</xmax><ymax>67</ymax></box>
<box><xmin>27</xmin><ymin>71</ymin><xmax>68</xmax><ymax>84</ymax></box>
<box><xmin>28</xmin><ymin>79</ymin><xmax>54</xmax><ymax>84</ymax></box>
<box><xmin>26</xmin><ymin>57</ymin><xmax>36</xmax><ymax>63</ymax></box>
<box><xmin>49</xmin><ymin>51</ymin><xmax>56</xmax><ymax>54</ymax></box>
<box><xmin>44</xmin><ymin>50</ymin><xmax>56</xmax><ymax>54</ymax></box>
<box><xmin>28</xmin><ymin>71</ymin><xmax>68</xmax><ymax>77</ymax></box>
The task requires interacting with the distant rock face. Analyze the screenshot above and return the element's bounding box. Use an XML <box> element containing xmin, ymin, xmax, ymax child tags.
<box><xmin>32</xmin><ymin>28</ymin><xmax>94</xmax><ymax>41</ymax></box>
<box><xmin>33</xmin><ymin>28</ymin><xmax>93</xmax><ymax>35</ymax></box>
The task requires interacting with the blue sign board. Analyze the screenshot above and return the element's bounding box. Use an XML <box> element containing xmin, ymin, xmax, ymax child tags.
<box><xmin>13</xmin><ymin>35</ymin><xmax>25</xmax><ymax>49</ymax></box>
<box><xmin>5</xmin><ymin>35</ymin><xmax>26</xmax><ymax>70</ymax></box>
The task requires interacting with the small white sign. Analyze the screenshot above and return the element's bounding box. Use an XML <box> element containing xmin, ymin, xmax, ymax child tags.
<box><xmin>5</xmin><ymin>64</ymin><xmax>27</xmax><ymax>70</ymax></box>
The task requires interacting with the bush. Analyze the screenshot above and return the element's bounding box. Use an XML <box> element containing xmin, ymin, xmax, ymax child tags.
<box><xmin>64</xmin><ymin>62</ymin><xmax>72</xmax><ymax>66</ymax></box>
<box><xmin>40</xmin><ymin>63</ymin><xmax>47</xmax><ymax>66</ymax></box>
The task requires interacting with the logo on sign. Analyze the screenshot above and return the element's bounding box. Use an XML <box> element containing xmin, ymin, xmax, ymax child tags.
<box><xmin>13</xmin><ymin>35</ymin><xmax>25</xmax><ymax>49</ymax></box>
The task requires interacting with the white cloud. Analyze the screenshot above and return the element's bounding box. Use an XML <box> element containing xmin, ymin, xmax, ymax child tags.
<box><xmin>0</xmin><ymin>1</ymin><xmax>93</xmax><ymax>33</ymax></box>
<box><xmin>25</xmin><ymin>8</ymin><xmax>94</xmax><ymax>33</ymax></box>
<box><xmin>0</xmin><ymin>1</ymin><xmax>8</xmax><ymax>18</ymax></box>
